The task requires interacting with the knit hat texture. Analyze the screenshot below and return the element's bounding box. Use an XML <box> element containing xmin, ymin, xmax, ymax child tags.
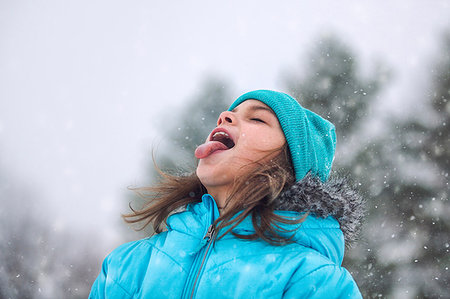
<box><xmin>228</xmin><ymin>90</ymin><xmax>336</xmax><ymax>182</ymax></box>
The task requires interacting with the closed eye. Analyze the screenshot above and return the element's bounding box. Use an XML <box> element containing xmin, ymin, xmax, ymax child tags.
<box><xmin>250</xmin><ymin>118</ymin><xmax>265</xmax><ymax>123</ymax></box>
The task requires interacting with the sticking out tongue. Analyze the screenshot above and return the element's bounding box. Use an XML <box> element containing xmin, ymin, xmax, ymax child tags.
<box><xmin>195</xmin><ymin>141</ymin><xmax>229</xmax><ymax>159</ymax></box>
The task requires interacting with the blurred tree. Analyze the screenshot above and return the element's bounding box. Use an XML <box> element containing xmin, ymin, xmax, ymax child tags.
<box><xmin>348</xmin><ymin>31</ymin><xmax>449</xmax><ymax>298</ymax></box>
<box><xmin>284</xmin><ymin>34</ymin><xmax>386</xmax><ymax>140</ymax></box>
<box><xmin>0</xmin><ymin>168</ymin><xmax>103</xmax><ymax>298</ymax></box>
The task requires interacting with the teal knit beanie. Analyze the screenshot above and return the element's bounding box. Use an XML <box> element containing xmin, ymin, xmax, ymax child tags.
<box><xmin>228</xmin><ymin>90</ymin><xmax>336</xmax><ymax>182</ymax></box>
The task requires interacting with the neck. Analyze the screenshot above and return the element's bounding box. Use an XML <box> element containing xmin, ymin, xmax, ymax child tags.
<box><xmin>205</xmin><ymin>185</ymin><xmax>230</xmax><ymax>213</ymax></box>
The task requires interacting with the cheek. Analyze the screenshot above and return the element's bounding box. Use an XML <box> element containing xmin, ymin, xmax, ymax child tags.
<box><xmin>243</xmin><ymin>134</ymin><xmax>284</xmax><ymax>151</ymax></box>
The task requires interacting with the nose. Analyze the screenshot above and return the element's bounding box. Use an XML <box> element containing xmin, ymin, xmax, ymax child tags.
<box><xmin>217</xmin><ymin>111</ymin><xmax>235</xmax><ymax>126</ymax></box>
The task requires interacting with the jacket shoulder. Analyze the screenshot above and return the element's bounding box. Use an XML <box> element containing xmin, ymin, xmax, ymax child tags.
<box><xmin>107</xmin><ymin>238</ymin><xmax>154</xmax><ymax>260</ymax></box>
<box><xmin>102</xmin><ymin>237</ymin><xmax>156</xmax><ymax>271</ymax></box>
<box><xmin>89</xmin><ymin>235</ymin><xmax>165</xmax><ymax>298</ymax></box>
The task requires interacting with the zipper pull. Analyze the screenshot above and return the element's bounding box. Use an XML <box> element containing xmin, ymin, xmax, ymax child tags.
<box><xmin>199</xmin><ymin>224</ymin><xmax>215</xmax><ymax>248</ymax></box>
<box><xmin>204</xmin><ymin>224</ymin><xmax>215</xmax><ymax>241</ymax></box>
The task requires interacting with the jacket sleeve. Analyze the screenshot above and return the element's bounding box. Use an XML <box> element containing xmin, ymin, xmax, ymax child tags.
<box><xmin>89</xmin><ymin>254</ymin><xmax>133</xmax><ymax>299</ymax></box>
<box><xmin>283</xmin><ymin>264</ymin><xmax>362</xmax><ymax>299</ymax></box>
<box><xmin>89</xmin><ymin>241</ymin><xmax>146</xmax><ymax>299</ymax></box>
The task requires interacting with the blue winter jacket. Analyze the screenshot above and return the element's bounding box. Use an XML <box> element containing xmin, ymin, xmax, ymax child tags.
<box><xmin>90</xmin><ymin>174</ymin><xmax>363</xmax><ymax>298</ymax></box>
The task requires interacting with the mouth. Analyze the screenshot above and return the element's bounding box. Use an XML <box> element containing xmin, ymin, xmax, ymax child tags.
<box><xmin>195</xmin><ymin>128</ymin><xmax>236</xmax><ymax>159</ymax></box>
<box><xmin>210</xmin><ymin>128</ymin><xmax>235</xmax><ymax>149</ymax></box>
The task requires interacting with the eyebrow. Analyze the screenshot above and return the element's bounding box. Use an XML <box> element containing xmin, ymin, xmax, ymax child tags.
<box><xmin>232</xmin><ymin>104</ymin><xmax>276</xmax><ymax>116</ymax></box>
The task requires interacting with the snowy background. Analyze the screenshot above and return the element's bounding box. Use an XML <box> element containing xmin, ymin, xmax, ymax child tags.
<box><xmin>0</xmin><ymin>0</ymin><xmax>449</xmax><ymax>298</ymax></box>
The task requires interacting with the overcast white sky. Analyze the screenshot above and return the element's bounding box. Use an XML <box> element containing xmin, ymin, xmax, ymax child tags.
<box><xmin>0</xmin><ymin>0</ymin><xmax>449</xmax><ymax>246</ymax></box>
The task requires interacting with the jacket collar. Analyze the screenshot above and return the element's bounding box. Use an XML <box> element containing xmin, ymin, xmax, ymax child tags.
<box><xmin>166</xmin><ymin>194</ymin><xmax>219</xmax><ymax>242</ymax></box>
<box><xmin>227</xmin><ymin>209</ymin><xmax>345</xmax><ymax>264</ymax></box>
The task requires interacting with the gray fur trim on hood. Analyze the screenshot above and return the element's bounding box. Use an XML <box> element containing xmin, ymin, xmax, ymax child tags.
<box><xmin>274</xmin><ymin>173</ymin><xmax>365</xmax><ymax>247</ymax></box>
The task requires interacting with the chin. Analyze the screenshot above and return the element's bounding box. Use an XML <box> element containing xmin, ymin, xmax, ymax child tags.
<box><xmin>196</xmin><ymin>165</ymin><xmax>234</xmax><ymax>190</ymax></box>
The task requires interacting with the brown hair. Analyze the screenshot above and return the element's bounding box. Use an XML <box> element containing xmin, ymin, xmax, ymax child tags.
<box><xmin>123</xmin><ymin>143</ymin><xmax>306</xmax><ymax>245</ymax></box>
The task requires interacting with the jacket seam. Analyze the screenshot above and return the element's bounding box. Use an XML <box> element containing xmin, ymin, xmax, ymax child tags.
<box><xmin>108</xmin><ymin>277</ymin><xmax>133</xmax><ymax>298</ymax></box>
<box><xmin>210</xmin><ymin>247</ymin><xmax>318</xmax><ymax>269</ymax></box>
<box><xmin>115</xmin><ymin>239</ymin><xmax>188</xmax><ymax>272</ymax></box>
<box><xmin>143</xmin><ymin>241</ymin><xmax>188</xmax><ymax>272</ymax></box>
<box><xmin>289</xmin><ymin>263</ymin><xmax>337</xmax><ymax>286</ymax></box>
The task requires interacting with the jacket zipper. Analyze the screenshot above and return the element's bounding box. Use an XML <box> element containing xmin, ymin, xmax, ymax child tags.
<box><xmin>182</xmin><ymin>224</ymin><xmax>217</xmax><ymax>299</ymax></box>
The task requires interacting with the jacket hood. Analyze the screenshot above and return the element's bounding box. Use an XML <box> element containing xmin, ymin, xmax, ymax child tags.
<box><xmin>274</xmin><ymin>172</ymin><xmax>365</xmax><ymax>247</ymax></box>
<box><xmin>229</xmin><ymin>209</ymin><xmax>345</xmax><ymax>264</ymax></box>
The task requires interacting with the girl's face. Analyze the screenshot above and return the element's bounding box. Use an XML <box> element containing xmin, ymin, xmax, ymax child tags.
<box><xmin>196</xmin><ymin>99</ymin><xmax>286</xmax><ymax>194</ymax></box>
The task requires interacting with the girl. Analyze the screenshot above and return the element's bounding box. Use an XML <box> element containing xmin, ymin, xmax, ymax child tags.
<box><xmin>90</xmin><ymin>90</ymin><xmax>364</xmax><ymax>298</ymax></box>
